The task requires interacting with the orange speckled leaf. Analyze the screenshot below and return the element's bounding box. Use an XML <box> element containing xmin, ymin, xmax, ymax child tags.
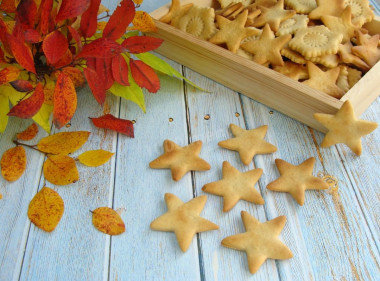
<box><xmin>37</xmin><ymin>131</ymin><xmax>90</xmax><ymax>155</ymax></box>
<box><xmin>27</xmin><ymin>187</ymin><xmax>64</xmax><ymax>232</ymax></box>
<box><xmin>129</xmin><ymin>11</ymin><xmax>158</xmax><ymax>33</ymax></box>
<box><xmin>61</xmin><ymin>67</ymin><xmax>85</xmax><ymax>88</ymax></box>
<box><xmin>78</xmin><ymin>149</ymin><xmax>114</xmax><ymax>167</ymax></box>
<box><xmin>0</xmin><ymin>66</ymin><xmax>21</xmax><ymax>85</ymax></box>
<box><xmin>0</xmin><ymin>0</ymin><xmax>17</xmax><ymax>13</ymax></box>
<box><xmin>8</xmin><ymin>83</ymin><xmax>44</xmax><ymax>118</ymax></box>
<box><xmin>1</xmin><ymin>146</ymin><xmax>26</xmax><ymax>181</ymax></box>
<box><xmin>53</xmin><ymin>72</ymin><xmax>77</xmax><ymax>128</ymax></box>
<box><xmin>16</xmin><ymin>123</ymin><xmax>39</xmax><ymax>141</ymax></box>
<box><xmin>43</xmin><ymin>155</ymin><xmax>79</xmax><ymax>185</ymax></box>
<box><xmin>92</xmin><ymin>207</ymin><xmax>125</xmax><ymax>235</ymax></box>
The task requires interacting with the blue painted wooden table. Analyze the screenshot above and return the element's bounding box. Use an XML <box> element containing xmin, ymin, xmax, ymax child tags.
<box><xmin>1</xmin><ymin>1</ymin><xmax>380</xmax><ymax>280</ymax></box>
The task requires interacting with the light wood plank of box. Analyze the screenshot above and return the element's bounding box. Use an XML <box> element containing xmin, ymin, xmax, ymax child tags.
<box><xmin>149</xmin><ymin>3</ymin><xmax>380</xmax><ymax>133</ymax></box>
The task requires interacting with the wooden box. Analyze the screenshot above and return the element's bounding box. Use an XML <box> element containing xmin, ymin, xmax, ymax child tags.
<box><xmin>149</xmin><ymin>0</ymin><xmax>380</xmax><ymax>132</ymax></box>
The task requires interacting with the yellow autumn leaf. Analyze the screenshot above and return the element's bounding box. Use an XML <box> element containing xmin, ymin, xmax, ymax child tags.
<box><xmin>0</xmin><ymin>93</ymin><xmax>9</xmax><ymax>133</ymax></box>
<box><xmin>43</xmin><ymin>155</ymin><xmax>79</xmax><ymax>185</ymax></box>
<box><xmin>133</xmin><ymin>0</ymin><xmax>143</xmax><ymax>4</ymax></box>
<box><xmin>37</xmin><ymin>131</ymin><xmax>90</xmax><ymax>155</ymax></box>
<box><xmin>1</xmin><ymin>146</ymin><xmax>26</xmax><ymax>181</ymax></box>
<box><xmin>16</xmin><ymin>123</ymin><xmax>39</xmax><ymax>141</ymax></box>
<box><xmin>98</xmin><ymin>3</ymin><xmax>109</xmax><ymax>14</ymax></box>
<box><xmin>97</xmin><ymin>21</ymin><xmax>107</xmax><ymax>31</ymax></box>
<box><xmin>129</xmin><ymin>11</ymin><xmax>158</xmax><ymax>33</ymax></box>
<box><xmin>28</xmin><ymin>187</ymin><xmax>64</xmax><ymax>232</ymax></box>
<box><xmin>78</xmin><ymin>150</ymin><xmax>114</xmax><ymax>167</ymax></box>
<box><xmin>92</xmin><ymin>207</ymin><xmax>125</xmax><ymax>235</ymax></box>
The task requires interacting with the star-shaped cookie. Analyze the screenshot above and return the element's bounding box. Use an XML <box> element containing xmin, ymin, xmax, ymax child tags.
<box><xmin>209</xmin><ymin>9</ymin><xmax>260</xmax><ymax>53</ymax></box>
<box><xmin>202</xmin><ymin>161</ymin><xmax>264</xmax><ymax>212</ymax></box>
<box><xmin>149</xmin><ymin>140</ymin><xmax>211</xmax><ymax>181</ymax></box>
<box><xmin>266</xmin><ymin>157</ymin><xmax>328</xmax><ymax>205</ymax></box>
<box><xmin>253</xmin><ymin>0</ymin><xmax>296</xmax><ymax>32</ymax></box>
<box><xmin>221</xmin><ymin>211</ymin><xmax>293</xmax><ymax>274</ymax></box>
<box><xmin>159</xmin><ymin>0</ymin><xmax>193</xmax><ymax>24</ymax></box>
<box><xmin>352</xmin><ymin>31</ymin><xmax>380</xmax><ymax>68</ymax></box>
<box><xmin>241</xmin><ymin>24</ymin><xmax>291</xmax><ymax>66</ymax></box>
<box><xmin>302</xmin><ymin>62</ymin><xmax>344</xmax><ymax>98</ymax></box>
<box><xmin>150</xmin><ymin>193</ymin><xmax>219</xmax><ymax>252</ymax></box>
<box><xmin>309</xmin><ymin>0</ymin><xmax>345</xmax><ymax>20</ymax></box>
<box><xmin>218</xmin><ymin>124</ymin><xmax>277</xmax><ymax>165</ymax></box>
<box><xmin>314</xmin><ymin>100</ymin><xmax>378</xmax><ymax>155</ymax></box>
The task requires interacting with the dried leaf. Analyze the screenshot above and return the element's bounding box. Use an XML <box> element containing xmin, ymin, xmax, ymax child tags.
<box><xmin>129</xmin><ymin>11</ymin><xmax>158</xmax><ymax>33</ymax></box>
<box><xmin>111</xmin><ymin>54</ymin><xmax>129</xmax><ymax>86</ymax></box>
<box><xmin>16</xmin><ymin>0</ymin><xmax>37</xmax><ymax>30</ymax></box>
<box><xmin>0</xmin><ymin>66</ymin><xmax>21</xmax><ymax>85</ymax></box>
<box><xmin>55</xmin><ymin>0</ymin><xmax>91</xmax><ymax>22</ymax></box>
<box><xmin>129</xmin><ymin>58</ymin><xmax>160</xmax><ymax>93</ymax></box>
<box><xmin>53</xmin><ymin>72</ymin><xmax>77</xmax><ymax>128</ymax></box>
<box><xmin>24</xmin><ymin>29</ymin><xmax>42</xmax><ymax>43</ymax></box>
<box><xmin>78</xmin><ymin>149</ymin><xmax>114</xmax><ymax>167</ymax></box>
<box><xmin>39</xmin><ymin>0</ymin><xmax>54</xmax><ymax>35</ymax></box>
<box><xmin>1</xmin><ymin>146</ymin><xmax>26</xmax><ymax>181</ymax></box>
<box><xmin>8</xmin><ymin>83</ymin><xmax>44</xmax><ymax>118</ymax></box>
<box><xmin>28</xmin><ymin>187</ymin><xmax>64</xmax><ymax>232</ymax></box>
<box><xmin>122</xmin><ymin>36</ymin><xmax>163</xmax><ymax>54</ymax></box>
<box><xmin>10</xmin><ymin>80</ymin><xmax>34</xmax><ymax>92</ymax></box>
<box><xmin>16</xmin><ymin>123</ymin><xmax>39</xmax><ymax>141</ymax></box>
<box><xmin>6</xmin><ymin>34</ymin><xmax>36</xmax><ymax>74</ymax></box>
<box><xmin>76</xmin><ymin>37</ymin><xmax>125</xmax><ymax>58</ymax></box>
<box><xmin>90</xmin><ymin>114</ymin><xmax>134</xmax><ymax>137</ymax></box>
<box><xmin>37</xmin><ymin>131</ymin><xmax>90</xmax><ymax>155</ymax></box>
<box><xmin>67</xmin><ymin>26</ymin><xmax>82</xmax><ymax>52</ymax></box>
<box><xmin>61</xmin><ymin>67</ymin><xmax>85</xmax><ymax>88</ymax></box>
<box><xmin>43</xmin><ymin>30</ymin><xmax>69</xmax><ymax>65</ymax></box>
<box><xmin>43</xmin><ymin>155</ymin><xmax>79</xmax><ymax>185</ymax></box>
<box><xmin>103</xmin><ymin>0</ymin><xmax>135</xmax><ymax>40</ymax></box>
<box><xmin>92</xmin><ymin>207</ymin><xmax>125</xmax><ymax>235</ymax></box>
<box><xmin>83</xmin><ymin>68</ymin><xmax>106</xmax><ymax>105</ymax></box>
<box><xmin>80</xmin><ymin>0</ymin><xmax>101</xmax><ymax>38</ymax></box>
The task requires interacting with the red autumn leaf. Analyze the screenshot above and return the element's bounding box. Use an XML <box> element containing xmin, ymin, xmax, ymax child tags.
<box><xmin>6</xmin><ymin>34</ymin><xmax>36</xmax><ymax>73</ymax></box>
<box><xmin>86</xmin><ymin>57</ymin><xmax>96</xmax><ymax>70</ymax></box>
<box><xmin>16</xmin><ymin>0</ymin><xmax>37</xmax><ymax>30</ymax></box>
<box><xmin>129</xmin><ymin>59</ymin><xmax>160</xmax><ymax>93</ymax></box>
<box><xmin>80</xmin><ymin>0</ymin><xmax>101</xmax><ymax>38</ymax></box>
<box><xmin>0</xmin><ymin>66</ymin><xmax>20</xmax><ymax>85</ymax></box>
<box><xmin>53</xmin><ymin>72</ymin><xmax>77</xmax><ymax>128</ymax></box>
<box><xmin>43</xmin><ymin>30</ymin><xmax>69</xmax><ymax>65</ymax></box>
<box><xmin>0</xmin><ymin>0</ymin><xmax>17</xmax><ymax>13</ymax></box>
<box><xmin>8</xmin><ymin>83</ymin><xmax>44</xmax><ymax>118</ymax></box>
<box><xmin>12</xmin><ymin>20</ymin><xmax>25</xmax><ymax>41</ymax></box>
<box><xmin>67</xmin><ymin>26</ymin><xmax>82</xmax><ymax>52</ymax></box>
<box><xmin>39</xmin><ymin>0</ymin><xmax>54</xmax><ymax>35</ymax></box>
<box><xmin>52</xmin><ymin>49</ymin><xmax>73</xmax><ymax>68</ymax></box>
<box><xmin>0</xmin><ymin>48</ymin><xmax>5</xmax><ymax>64</ymax></box>
<box><xmin>76</xmin><ymin>37</ymin><xmax>125</xmax><ymax>58</ymax></box>
<box><xmin>0</xmin><ymin>18</ymin><xmax>9</xmax><ymax>46</ymax></box>
<box><xmin>95</xmin><ymin>57</ymin><xmax>114</xmax><ymax>90</ymax></box>
<box><xmin>90</xmin><ymin>114</ymin><xmax>134</xmax><ymax>137</ymax></box>
<box><xmin>103</xmin><ymin>0</ymin><xmax>135</xmax><ymax>40</ymax></box>
<box><xmin>83</xmin><ymin>68</ymin><xmax>106</xmax><ymax>105</ymax></box>
<box><xmin>55</xmin><ymin>0</ymin><xmax>91</xmax><ymax>22</ymax></box>
<box><xmin>10</xmin><ymin>80</ymin><xmax>34</xmax><ymax>92</ymax></box>
<box><xmin>24</xmin><ymin>29</ymin><xmax>42</xmax><ymax>43</ymax></box>
<box><xmin>111</xmin><ymin>54</ymin><xmax>129</xmax><ymax>86</ymax></box>
<box><xmin>122</xmin><ymin>36</ymin><xmax>163</xmax><ymax>54</ymax></box>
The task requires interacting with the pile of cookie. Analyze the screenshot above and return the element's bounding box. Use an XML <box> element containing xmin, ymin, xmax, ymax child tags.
<box><xmin>148</xmin><ymin>100</ymin><xmax>377</xmax><ymax>274</ymax></box>
<box><xmin>159</xmin><ymin>0</ymin><xmax>380</xmax><ymax>98</ymax></box>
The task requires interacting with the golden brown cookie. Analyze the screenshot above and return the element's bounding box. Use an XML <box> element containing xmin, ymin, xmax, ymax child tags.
<box><xmin>285</xmin><ymin>0</ymin><xmax>317</xmax><ymax>14</ymax></box>
<box><xmin>218</xmin><ymin>0</ymin><xmax>253</xmax><ymax>9</ymax></box>
<box><xmin>209</xmin><ymin>9</ymin><xmax>261</xmax><ymax>53</ymax></box>
<box><xmin>273</xmin><ymin>61</ymin><xmax>309</xmax><ymax>80</ymax></box>
<box><xmin>241</xmin><ymin>24</ymin><xmax>291</xmax><ymax>66</ymax></box>
<box><xmin>218</xmin><ymin>123</ymin><xmax>277</xmax><ymax>165</ymax></box>
<box><xmin>338</xmin><ymin>41</ymin><xmax>370</xmax><ymax>71</ymax></box>
<box><xmin>347</xmin><ymin>67</ymin><xmax>362</xmax><ymax>88</ymax></box>
<box><xmin>314</xmin><ymin>100</ymin><xmax>378</xmax><ymax>155</ymax></box>
<box><xmin>253</xmin><ymin>0</ymin><xmax>296</xmax><ymax>32</ymax></box>
<box><xmin>305</xmin><ymin>53</ymin><xmax>339</xmax><ymax>68</ymax></box>
<box><xmin>149</xmin><ymin>140</ymin><xmax>211</xmax><ymax>181</ymax></box>
<box><xmin>202</xmin><ymin>161</ymin><xmax>264</xmax><ymax>212</ymax></box>
<box><xmin>281</xmin><ymin>46</ymin><xmax>307</xmax><ymax>64</ymax></box>
<box><xmin>221</xmin><ymin>211</ymin><xmax>293</xmax><ymax>274</ymax></box>
<box><xmin>159</xmin><ymin>0</ymin><xmax>193</xmax><ymax>24</ymax></box>
<box><xmin>150</xmin><ymin>193</ymin><xmax>219</xmax><ymax>252</ymax></box>
<box><xmin>276</xmin><ymin>14</ymin><xmax>309</xmax><ymax>36</ymax></box>
<box><xmin>351</xmin><ymin>31</ymin><xmax>380</xmax><ymax>68</ymax></box>
<box><xmin>344</xmin><ymin>0</ymin><xmax>374</xmax><ymax>26</ymax></box>
<box><xmin>302</xmin><ymin>62</ymin><xmax>344</xmax><ymax>98</ymax></box>
<box><xmin>336</xmin><ymin>65</ymin><xmax>350</xmax><ymax>92</ymax></box>
<box><xmin>308</xmin><ymin>0</ymin><xmax>345</xmax><ymax>20</ymax></box>
<box><xmin>266</xmin><ymin>157</ymin><xmax>328</xmax><ymax>205</ymax></box>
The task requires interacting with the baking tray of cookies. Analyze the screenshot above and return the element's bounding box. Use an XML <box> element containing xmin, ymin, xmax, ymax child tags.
<box><xmin>148</xmin><ymin>0</ymin><xmax>380</xmax><ymax>133</ymax></box>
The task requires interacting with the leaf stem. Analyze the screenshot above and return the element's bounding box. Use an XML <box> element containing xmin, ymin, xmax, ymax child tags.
<box><xmin>13</xmin><ymin>140</ymin><xmax>41</xmax><ymax>153</ymax></box>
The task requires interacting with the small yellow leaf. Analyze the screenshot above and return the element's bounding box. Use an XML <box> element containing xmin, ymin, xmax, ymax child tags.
<box><xmin>78</xmin><ymin>150</ymin><xmax>114</xmax><ymax>167</ymax></box>
<box><xmin>16</xmin><ymin>123</ymin><xmax>39</xmax><ymax>141</ymax></box>
<box><xmin>43</xmin><ymin>155</ymin><xmax>79</xmax><ymax>185</ymax></box>
<box><xmin>0</xmin><ymin>193</ymin><xmax>2</xmax><ymax>199</ymax></box>
<box><xmin>133</xmin><ymin>0</ymin><xmax>143</xmax><ymax>4</ymax></box>
<box><xmin>28</xmin><ymin>187</ymin><xmax>64</xmax><ymax>232</ymax></box>
<box><xmin>98</xmin><ymin>4</ymin><xmax>109</xmax><ymax>14</ymax></box>
<box><xmin>129</xmin><ymin>11</ymin><xmax>157</xmax><ymax>33</ymax></box>
<box><xmin>1</xmin><ymin>146</ymin><xmax>26</xmax><ymax>181</ymax></box>
<box><xmin>97</xmin><ymin>21</ymin><xmax>107</xmax><ymax>31</ymax></box>
<box><xmin>92</xmin><ymin>207</ymin><xmax>125</xmax><ymax>235</ymax></box>
<box><xmin>37</xmin><ymin>131</ymin><xmax>90</xmax><ymax>155</ymax></box>
<box><xmin>0</xmin><ymin>93</ymin><xmax>9</xmax><ymax>133</ymax></box>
